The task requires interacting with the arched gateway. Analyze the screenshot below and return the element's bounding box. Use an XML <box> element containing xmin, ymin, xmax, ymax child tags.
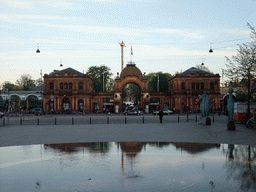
<box><xmin>115</xmin><ymin>63</ymin><xmax>148</xmax><ymax>112</ymax></box>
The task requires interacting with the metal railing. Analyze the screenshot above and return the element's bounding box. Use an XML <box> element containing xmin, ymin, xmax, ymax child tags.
<box><xmin>0</xmin><ymin>115</ymin><xmax>218</xmax><ymax>127</ymax></box>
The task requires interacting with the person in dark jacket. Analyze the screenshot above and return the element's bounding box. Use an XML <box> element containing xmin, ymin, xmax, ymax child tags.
<box><xmin>159</xmin><ymin>109</ymin><xmax>164</xmax><ymax>123</ymax></box>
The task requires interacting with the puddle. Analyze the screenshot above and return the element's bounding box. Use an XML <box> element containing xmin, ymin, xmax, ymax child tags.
<box><xmin>1</xmin><ymin>142</ymin><xmax>256</xmax><ymax>191</ymax></box>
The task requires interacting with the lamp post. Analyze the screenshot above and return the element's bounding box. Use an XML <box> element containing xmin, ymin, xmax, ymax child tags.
<box><xmin>40</xmin><ymin>69</ymin><xmax>43</xmax><ymax>109</ymax></box>
<box><xmin>157</xmin><ymin>73</ymin><xmax>159</xmax><ymax>92</ymax></box>
<box><xmin>103</xmin><ymin>72</ymin><xmax>106</xmax><ymax>92</ymax></box>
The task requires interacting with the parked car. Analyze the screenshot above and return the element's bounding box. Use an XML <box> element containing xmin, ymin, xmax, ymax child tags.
<box><xmin>123</xmin><ymin>109</ymin><xmax>142</xmax><ymax>115</ymax></box>
<box><xmin>0</xmin><ymin>111</ymin><xmax>4</xmax><ymax>118</ymax></box>
<box><xmin>30</xmin><ymin>108</ymin><xmax>45</xmax><ymax>116</ymax></box>
<box><xmin>153</xmin><ymin>109</ymin><xmax>173</xmax><ymax>115</ymax></box>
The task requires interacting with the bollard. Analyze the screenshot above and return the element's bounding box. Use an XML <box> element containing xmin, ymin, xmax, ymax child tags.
<box><xmin>107</xmin><ymin>116</ymin><xmax>109</xmax><ymax>124</ymax></box>
<box><xmin>125</xmin><ymin>116</ymin><xmax>127</xmax><ymax>124</ymax></box>
<box><xmin>195</xmin><ymin>115</ymin><xmax>197</xmax><ymax>122</ymax></box>
<box><xmin>3</xmin><ymin>118</ymin><xmax>5</xmax><ymax>126</ymax></box>
<box><xmin>187</xmin><ymin>113</ymin><xmax>189</xmax><ymax>122</ymax></box>
<box><xmin>20</xmin><ymin>117</ymin><xmax>22</xmax><ymax>125</ymax></box>
<box><xmin>178</xmin><ymin>115</ymin><xmax>179</xmax><ymax>123</ymax></box>
<box><xmin>143</xmin><ymin>116</ymin><xmax>144</xmax><ymax>124</ymax></box>
<box><xmin>90</xmin><ymin>117</ymin><xmax>91</xmax><ymax>124</ymax></box>
<box><xmin>37</xmin><ymin>118</ymin><xmax>39</xmax><ymax>125</ymax></box>
<box><xmin>55</xmin><ymin>117</ymin><xmax>57</xmax><ymax>125</ymax></box>
<box><xmin>72</xmin><ymin>117</ymin><xmax>74</xmax><ymax>125</ymax></box>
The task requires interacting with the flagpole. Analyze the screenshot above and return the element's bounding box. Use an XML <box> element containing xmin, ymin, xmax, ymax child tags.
<box><xmin>131</xmin><ymin>45</ymin><xmax>133</xmax><ymax>62</ymax></box>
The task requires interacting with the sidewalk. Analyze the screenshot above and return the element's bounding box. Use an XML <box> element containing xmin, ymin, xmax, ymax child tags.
<box><xmin>1</xmin><ymin>116</ymin><xmax>256</xmax><ymax>147</ymax></box>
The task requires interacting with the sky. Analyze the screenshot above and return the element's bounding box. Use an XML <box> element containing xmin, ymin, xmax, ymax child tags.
<box><xmin>0</xmin><ymin>0</ymin><xmax>256</xmax><ymax>87</ymax></box>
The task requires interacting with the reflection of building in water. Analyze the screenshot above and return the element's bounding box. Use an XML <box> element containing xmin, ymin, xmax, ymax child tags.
<box><xmin>172</xmin><ymin>142</ymin><xmax>220</xmax><ymax>154</ymax></box>
<box><xmin>116</xmin><ymin>142</ymin><xmax>147</xmax><ymax>172</ymax></box>
<box><xmin>44</xmin><ymin>143</ymin><xmax>92</xmax><ymax>154</ymax></box>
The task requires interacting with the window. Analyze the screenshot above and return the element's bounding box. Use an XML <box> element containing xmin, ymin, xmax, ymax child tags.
<box><xmin>60</xmin><ymin>83</ymin><xmax>63</xmax><ymax>90</ymax></box>
<box><xmin>191</xmin><ymin>82</ymin><xmax>195</xmax><ymax>90</ymax></box>
<box><xmin>210</xmin><ymin>82</ymin><xmax>214</xmax><ymax>90</ymax></box>
<box><xmin>79</xmin><ymin>82</ymin><xmax>83</xmax><ymax>90</ymax></box>
<box><xmin>64</xmin><ymin>83</ymin><xmax>68</xmax><ymax>90</ymax></box>
<box><xmin>196</xmin><ymin>82</ymin><xmax>199</xmax><ymax>90</ymax></box>
<box><xmin>181</xmin><ymin>82</ymin><xmax>185</xmax><ymax>90</ymax></box>
<box><xmin>201</xmin><ymin>82</ymin><xmax>204</xmax><ymax>90</ymax></box>
<box><xmin>69</xmin><ymin>83</ymin><xmax>72</xmax><ymax>90</ymax></box>
<box><xmin>49</xmin><ymin>83</ymin><xmax>53</xmax><ymax>90</ymax></box>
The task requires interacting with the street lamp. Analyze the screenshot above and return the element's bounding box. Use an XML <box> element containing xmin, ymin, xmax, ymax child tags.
<box><xmin>60</xmin><ymin>58</ymin><xmax>63</xmax><ymax>67</ymax></box>
<box><xmin>36</xmin><ymin>43</ymin><xmax>40</xmax><ymax>53</ymax></box>
<box><xmin>40</xmin><ymin>69</ymin><xmax>43</xmax><ymax>109</ymax></box>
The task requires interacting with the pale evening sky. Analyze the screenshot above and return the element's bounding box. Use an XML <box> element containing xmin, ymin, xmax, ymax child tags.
<box><xmin>0</xmin><ymin>0</ymin><xmax>256</xmax><ymax>87</ymax></box>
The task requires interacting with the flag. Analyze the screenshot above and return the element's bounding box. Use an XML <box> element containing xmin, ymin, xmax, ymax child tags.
<box><xmin>131</xmin><ymin>46</ymin><xmax>133</xmax><ymax>56</ymax></box>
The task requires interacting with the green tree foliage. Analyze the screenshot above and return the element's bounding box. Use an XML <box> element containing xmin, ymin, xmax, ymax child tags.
<box><xmin>122</xmin><ymin>83</ymin><xmax>140</xmax><ymax>103</ymax></box>
<box><xmin>16</xmin><ymin>74</ymin><xmax>35</xmax><ymax>91</ymax></box>
<box><xmin>35</xmin><ymin>78</ymin><xmax>43</xmax><ymax>86</ymax></box>
<box><xmin>87</xmin><ymin>65</ymin><xmax>112</xmax><ymax>92</ymax></box>
<box><xmin>2</xmin><ymin>81</ymin><xmax>20</xmax><ymax>91</ymax></box>
<box><xmin>105</xmin><ymin>78</ymin><xmax>115</xmax><ymax>92</ymax></box>
<box><xmin>147</xmin><ymin>72</ymin><xmax>173</xmax><ymax>92</ymax></box>
<box><xmin>225</xmin><ymin>23</ymin><xmax>256</xmax><ymax>116</ymax></box>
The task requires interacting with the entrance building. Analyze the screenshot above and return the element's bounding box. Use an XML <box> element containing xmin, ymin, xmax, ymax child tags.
<box><xmin>43</xmin><ymin>68</ymin><xmax>94</xmax><ymax>113</ymax></box>
<box><xmin>0</xmin><ymin>65</ymin><xmax>220</xmax><ymax>114</ymax></box>
<box><xmin>169</xmin><ymin>67</ymin><xmax>220</xmax><ymax>113</ymax></box>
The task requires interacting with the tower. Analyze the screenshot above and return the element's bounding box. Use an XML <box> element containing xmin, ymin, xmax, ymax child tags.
<box><xmin>119</xmin><ymin>41</ymin><xmax>125</xmax><ymax>72</ymax></box>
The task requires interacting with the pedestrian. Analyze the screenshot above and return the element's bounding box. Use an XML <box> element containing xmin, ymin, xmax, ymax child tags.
<box><xmin>159</xmin><ymin>109</ymin><xmax>164</xmax><ymax>123</ymax></box>
<box><xmin>173</xmin><ymin>107</ymin><xmax>175</xmax><ymax>114</ymax></box>
<box><xmin>218</xmin><ymin>106</ymin><xmax>221</xmax><ymax>116</ymax></box>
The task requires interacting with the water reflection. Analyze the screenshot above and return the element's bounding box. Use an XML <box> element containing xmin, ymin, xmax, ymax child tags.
<box><xmin>224</xmin><ymin>144</ymin><xmax>256</xmax><ymax>191</ymax></box>
<box><xmin>1</xmin><ymin>142</ymin><xmax>256</xmax><ymax>191</ymax></box>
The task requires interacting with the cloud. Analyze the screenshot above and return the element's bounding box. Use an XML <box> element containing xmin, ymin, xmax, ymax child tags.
<box><xmin>44</xmin><ymin>0</ymin><xmax>75</xmax><ymax>8</ymax></box>
<box><xmin>1</xmin><ymin>0</ymin><xmax>33</xmax><ymax>10</ymax></box>
<box><xmin>147</xmin><ymin>28</ymin><xmax>204</xmax><ymax>39</ymax></box>
<box><xmin>0</xmin><ymin>14</ymin><xmax>71</xmax><ymax>22</ymax></box>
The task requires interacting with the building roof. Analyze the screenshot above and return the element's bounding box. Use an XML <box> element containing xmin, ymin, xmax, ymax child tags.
<box><xmin>120</xmin><ymin>63</ymin><xmax>143</xmax><ymax>80</ymax></box>
<box><xmin>48</xmin><ymin>67</ymin><xmax>84</xmax><ymax>77</ymax></box>
<box><xmin>180</xmin><ymin>67</ymin><xmax>215</xmax><ymax>77</ymax></box>
<box><xmin>32</xmin><ymin>84</ymin><xmax>44</xmax><ymax>91</ymax></box>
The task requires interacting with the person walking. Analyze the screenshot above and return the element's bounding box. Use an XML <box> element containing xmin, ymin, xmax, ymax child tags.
<box><xmin>159</xmin><ymin>109</ymin><xmax>164</xmax><ymax>123</ymax></box>
<box><xmin>218</xmin><ymin>106</ymin><xmax>221</xmax><ymax>116</ymax></box>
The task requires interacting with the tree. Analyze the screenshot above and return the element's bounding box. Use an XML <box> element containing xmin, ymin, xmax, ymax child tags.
<box><xmin>147</xmin><ymin>72</ymin><xmax>173</xmax><ymax>92</ymax></box>
<box><xmin>122</xmin><ymin>83</ymin><xmax>140</xmax><ymax>103</ymax></box>
<box><xmin>1</xmin><ymin>81</ymin><xmax>20</xmax><ymax>91</ymax></box>
<box><xmin>16</xmin><ymin>74</ymin><xmax>35</xmax><ymax>91</ymax></box>
<box><xmin>225</xmin><ymin>23</ymin><xmax>256</xmax><ymax>120</ymax></box>
<box><xmin>105</xmin><ymin>78</ymin><xmax>115</xmax><ymax>92</ymax></box>
<box><xmin>87</xmin><ymin>65</ymin><xmax>112</xmax><ymax>92</ymax></box>
<box><xmin>195</xmin><ymin>64</ymin><xmax>212</xmax><ymax>73</ymax></box>
<box><xmin>34</xmin><ymin>78</ymin><xmax>43</xmax><ymax>86</ymax></box>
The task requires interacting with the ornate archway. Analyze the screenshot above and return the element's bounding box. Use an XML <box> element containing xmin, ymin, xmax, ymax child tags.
<box><xmin>115</xmin><ymin>63</ymin><xmax>148</xmax><ymax>112</ymax></box>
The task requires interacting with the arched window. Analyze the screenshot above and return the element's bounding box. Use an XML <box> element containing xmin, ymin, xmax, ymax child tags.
<box><xmin>49</xmin><ymin>83</ymin><xmax>53</xmax><ymax>90</ymax></box>
<box><xmin>69</xmin><ymin>83</ymin><xmax>72</xmax><ymax>90</ymax></box>
<box><xmin>201</xmin><ymin>82</ymin><xmax>204</xmax><ymax>90</ymax></box>
<box><xmin>181</xmin><ymin>82</ymin><xmax>185</xmax><ymax>90</ymax></box>
<box><xmin>210</xmin><ymin>82</ymin><xmax>214</xmax><ymax>90</ymax></box>
<box><xmin>64</xmin><ymin>83</ymin><xmax>68</xmax><ymax>90</ymax></box>
<box><xmin>60</xmin><ymin>83</ymin><xmax>63</xmax><ymax>90</ymax></box>
<box><xmin>191</xmin><ymin>82</ymin><xmax>195</xmax><ymax>90</ymax></box>
<box><xmin>79</xmin><ymin>82</ymin><xmax>83</xmax><ymax>90</ymax></box>
<box><xmin>196</xmin><ymin>82</ymin><xmax>199</xmax><ymax>90</ymax></box>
